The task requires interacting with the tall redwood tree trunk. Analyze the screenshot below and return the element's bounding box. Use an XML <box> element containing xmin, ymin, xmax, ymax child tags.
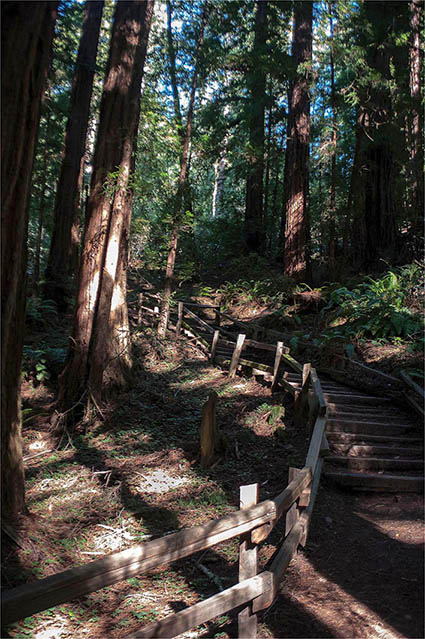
<box><xmin>282</xmin><ymin>0</ymin><xmax>312</xmax><ymax>281</ymax></box>
<box><xmin>328</xmin><ymin>1</ymin><xmax>337</xmax><ymax>278</ymax></box>
<box><xmin>244</xmin><ymin>0</ymin><xmax>267</xmax><ymax>253</ymax></box>
<box><xmin>349</xmin><ymin>1</ymin><xmax>406</xmax><ymax>267</ymax></box>
<box><xmin>409</xmin><ymin>0</ymin><xmax>424</xmax><ymax>232</ymax></box>
<box><xmin>1</xmin><ymin>1</ymin><xmax>57</xmax><ymax>518</ymax></box>
<box><xmin>45</xmin><ymin>1</ymin><xmax>104</xmax><ymax>311</ymax></box>
<box><xmin>58</xmin><ymin>0</ymin><xmax>154</xmax><ymax>412</ymax></box>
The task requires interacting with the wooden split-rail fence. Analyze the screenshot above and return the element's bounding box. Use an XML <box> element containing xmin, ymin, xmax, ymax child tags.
<box><xmin>166</xmin><ymin>299</ymin><xmax>423</xmax><ymax>494</ymax></box>
<box><xmin>2</xmin><ymin>301</ymin><xmax>330</xmax><ymax>638</ymax></box>
<box><xmin>3</xmin><ymin>297</ymin><xmax>422</xmax><ymax>637</ymax></box>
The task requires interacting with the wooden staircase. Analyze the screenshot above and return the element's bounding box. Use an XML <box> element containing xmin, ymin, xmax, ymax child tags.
<box><xmin>175</xmin><ymin>303</ymin><xmax>424</xmax><ymax>493</ymax></box>
<box><xmin>284</xmin><ymin>372</ymin><xmax>424</xmax><ymax>493</ymax></box>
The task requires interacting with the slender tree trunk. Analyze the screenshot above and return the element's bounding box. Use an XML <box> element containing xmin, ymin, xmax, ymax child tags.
<box><xmin>58</xmin><ymin>0</ymin><xmax>154</xmax><ymax>412</ymax></box>
<box><xmin>158</xmin><ymin>5</ymin><xmax>208</xmax><ymax>337</ymax></box>
<box><xmin>212</xmin><ymin>150</ymin><xmax>228</xmax><ymax>218</ymax></box>
<box><xmin>328</xmin><ymin>2</ymin><xmax>337</xmax><ymax>278</ymax></box>
<box><xmin>45</xmin><ymin>1</ymin><xmax>104</xmax><ymax>311</ymax></box>
<box><xmin>33</xmin><ymin>110</ymin><xmax>51</xmax><ymax>294</ymax></box>
<box><xmin>1</xmin><ymin>1</ymin><xmax>57</xmax><ymax>518</ymax></box>
<box><xmin>277</xmin><ymin>88</ymin><xmax>292</xmax><ymax>257</ymax></box>
<box><xmin>212</xmin><ymin>102</ymin><xmax>230</xmax><ymax>219</ymax></box>
<box><xmin>268</xmin><ymin>129</ymin><xmax>284</xmax><ymax>253</ymax></box>
<box><xmin>263</xmin><ymin>104</ymin><xmax>273</xmax><ymax>248</ymax></box>
<box><xmin>244</xmin><ymin>0</ymin><xmax>267</xmax><ymax>253</ymax></box>
<box><xmin>283</xmin><ymin>0</ymin><xmax>313</xmax><ymax>281</ymax></box>
<box><xmin>409</xmin><ymin>0</ymin><xmax>424</xmax><ymax>232</ymax></box>
<box><xmin>343</xmin><ymin>110</ymin><xmax>363</xmax><ymax>264</ymax></box>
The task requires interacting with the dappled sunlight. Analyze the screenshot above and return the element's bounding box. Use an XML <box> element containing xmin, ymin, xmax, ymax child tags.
<box><xmin>282</xmin><ymin>556</ymin><xmax>401</xmax><ymax>639</ymax></box>
<box><xmin>131</xmin><ymin>468</ymin><xmax>192</xmax><ymax>495</ymax></box>
<box><xmin>34</xmin><ymin>613</ymin><xmax>78</xmax><ymax>639</ymax></box>
<box><xmin>354</xmin><ymin>511</ymin><xmax>425</xmax><ymax>546</ymax></box>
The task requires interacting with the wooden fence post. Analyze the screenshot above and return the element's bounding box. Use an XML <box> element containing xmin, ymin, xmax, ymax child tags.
<box><xmin>137</xmin><ymin>293</ymin><xmax>144</xmax><ymax>326</ymax></box>
<box><xmin>238</xmin><ymin>483</ymin><xmax>258</xmax><ymax>638</ymax></box>
<box><xmin>228</xmin><ymin>334</ymin><xmax>246</xmax><ymax>379</ymax></box>
<box><xmin>294</xmin><ymin>363</ymin><xmax>311</xmax><ymax>428</ymax></box>
<box><xmin>285</xmin><ymin>468</ymin><xmax>300</xmax><ymax>536</ymax></box>
<box><xmin>286</xmin><ymin>467</ymin><xmax>311</xmax><ymax>537</ymax></box>
<box><xmin>271</xmin><ymin>341</ymin><xmax>284</xmax><ymax>393</ymax></box>
<box><xmin>210</xmin><ymin>330</ymin><xmax>219</xmax><ymax>364</ymax></box>
<box><xmin>176</xmin><ymin>302</ymin><xmax>183</xmax><ymax>338</ymax></box>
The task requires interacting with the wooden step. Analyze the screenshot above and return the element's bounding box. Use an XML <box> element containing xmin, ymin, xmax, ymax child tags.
<box><xmin>325</xmin><ymin>431</ymin><xmax>423</xmax><ymax>445</ymax></box>
<box><xmin>329</xmin><ymin>443</ymin><xmax>424</xmax><ymax>457</ymax></box>
<box><xmin>330</xmin><ymin>402</ymin><xmax>400</xmax><ymax>412</ymax></box>
<box><xmin>326</xmin><ymin>419</ymin><xmax>416</xmax><ymax>436</ymax></box>
<box><xmin>326</xmin><ymin>401</ymin><xmax>394</xmax><ymax>414</ymax></box>
<box><xmin>326</xmin><ymin>456</ymin><xmax>424</xmax><ymax>472</ymax></box>
<box><xmin>327</xmin><ymin>410</ymin><xmax>412</xmax><ymax>423</ymax></box>
<box><xmin>324</xmin><ymin>470</ymin><xmax>424</xmax><ymax>492</ymax></box>
<box><xmin>324</xmin><ymin>392</ymin><xmax>391</xmax><ymax>405</ymax></box>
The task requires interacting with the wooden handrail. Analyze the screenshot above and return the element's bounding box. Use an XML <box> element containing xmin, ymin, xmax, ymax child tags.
<box><xmin>400</xmin><ymin>370</ymin><xmax>425</xmax><ymax>400</ymax></box>
<box><xmin>3</xmin><ymin>306</ymin><xmax>329</xmax><ymax>638</ymax></box>
<box><xmin>2</xmin><ymin>470</ymin><xmax>311</xmax><ymax>625</ymax></box>
<box><xmin>182</xmin><ymin>305</ymin><xmax>216</xmax><ymax>334</ymax></box>
<box><xmin>305</xmin><ymin>415</ymin><xmax>328</xmax><ymax>476</ymax></box>
<box><xmin>310</xmin><ymin>368</ymin><xmax>327</xmax><ymax>415</ymax></box>
<box><xmin>127</xmin><ymin>573</ymin><xmax>270</xmax><ymax>639</ymax></box>
<box><xmin>175</xmin><ymin>300</ymin><xmax>220</xmax><ymax>309</ymax></box>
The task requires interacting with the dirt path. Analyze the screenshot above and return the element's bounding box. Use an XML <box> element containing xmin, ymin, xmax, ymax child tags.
<box><xmin>260</xmin><ymin>488</ymin><xmax>424</xmax><ymax>639</ymax></box>
<box><xmin>3</xmin><ymin>333</ymin><xmax>424</xmax><ymax>639</ymax></box>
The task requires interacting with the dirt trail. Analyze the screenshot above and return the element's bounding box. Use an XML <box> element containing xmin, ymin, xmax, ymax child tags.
<box><xmin>4</xmin><ymin>327</ymin><xmax>424</xmax><ymax>639</ymax></box>
<box><xmin>261</xmin><ymin>488</ymin><xmax>424</xmax><ymax>639</ymax></box>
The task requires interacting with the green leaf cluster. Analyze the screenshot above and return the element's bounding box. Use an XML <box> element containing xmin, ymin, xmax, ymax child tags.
<box><xmin>323</xmin><ymin>264</ymin><xmax>424</xmax><ymax>341</ymax></box>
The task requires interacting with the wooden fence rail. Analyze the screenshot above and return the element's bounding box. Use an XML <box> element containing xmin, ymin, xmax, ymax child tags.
<box><xmin>3</xmin><ymin>301</ymin><xmax>329</xmax><ymax>638</ymax></box>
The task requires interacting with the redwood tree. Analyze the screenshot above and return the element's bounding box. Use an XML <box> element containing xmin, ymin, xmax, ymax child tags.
<box><xmin>282</xmin><ymin>0</ymin><xmax>313</xmax><ymax>281</ymax></box>
<box><xmin>348</xmin><ymin>1</ymin><xmax>406</xmax><ymax>267</ymax></box>
<box><xmin>45</xmin><ymin>1</ymin><xmax>104</xmax><ymax>310</ymax></box>
<box><xmin>58</xmin><ymin>0</ymin><xmax>154</xmax><ymax>412</ymax></box>
<box><xmin>409</xmin><ymin>0</ymin><xmax>423</xmax><ymax>232</ymax></box>
<box><xmin>1</xmin><ymin>1</ymin><xmax>57</xmax><ymax>517</ymax></box>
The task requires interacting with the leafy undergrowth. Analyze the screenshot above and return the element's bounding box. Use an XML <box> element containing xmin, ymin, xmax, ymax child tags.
<box><xmin>195</xmin><ymin>263</ymin><xmax>424</xmax><ymax>387</ymax></box>
<box><xmin>3</xmin><ymin>328</ymin><xmax>308</xmax><ymax>639</ymax></box>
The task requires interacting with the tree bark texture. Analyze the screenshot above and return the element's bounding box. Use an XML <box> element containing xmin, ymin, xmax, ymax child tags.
<box><xmin>349</xmin><ymin>1</ymin><xmax>407</xmax><ymax>267</ymax></box>
<box><xmin>409</xmin><ymin>0</ymin><xmax>424</xmax><ymax>231</ymax></box>
<box><xmin>59</xmin><ymin>0</ymin><xmax>154</xmax><ymax>411</ymax></box>
<box><xmin>328</xmin><ymin>2</ymin><xmax>337</xmax><ymax>278</ymax></box>
<box><xmin>244</xmin><ymin>0</ymin><xmax>267</xmax><ymax>254</ymax></box>
<box><xmin>283</xmin><ymin>0</ymin><xmax>312</xmax><ymax>281</ymax></box>
<box><xmin>45</xmin><ymin>1</ymin><xmax>104</xmax><ymax>311</ymax></box>
<box><xmin>158</xmin><ymin>5</ymin><xmax>208</xmax><ymax>337</ymax></box>
<box><xmin>1</xmin><ymin>1</ymin><xmax>57</xmax><ymax>517</ymax></box>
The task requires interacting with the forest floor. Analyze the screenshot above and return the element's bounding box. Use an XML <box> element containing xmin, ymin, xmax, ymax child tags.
<box><xmin>2</xmin><ymin>292</ymin><xmax>424</xmax><ymax>639</ymax></box>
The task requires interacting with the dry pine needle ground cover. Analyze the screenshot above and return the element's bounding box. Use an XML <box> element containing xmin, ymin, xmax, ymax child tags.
<box><xmin>2</xmin><ymin>326</ymin><xmax>424</xmax><ymax>639</ymax></box>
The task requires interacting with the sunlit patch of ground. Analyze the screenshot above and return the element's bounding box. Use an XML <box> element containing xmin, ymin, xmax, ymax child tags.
<box><xmin>131</xmin><ymin>468</ymin><xmax>192</xmax><ymax>494</ymax></box>
<box><xmin>282</xmin><ymin>560</ymin><xmax>401</xmax><ymax>639</ymax></box>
